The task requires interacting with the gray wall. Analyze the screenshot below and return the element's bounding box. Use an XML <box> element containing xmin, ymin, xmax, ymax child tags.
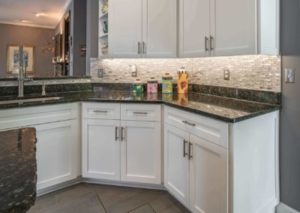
<box><xmin>86</xmin><ymin>0</ymin><xmax>99</xmax><ymax>75</ymax></box>
<box><xmin>72</xmin><ymin>0</ymin><xmax>87</xmax><ymax>77</ymax></box>
<box><xmin>280</xmin><ymin>0</ymin><xmax>300</xmax><ymax>211</ymax></box>
<box><xmin>0</xmin><ymin>23</ymin><xmax>55</xmax><ymax>77</ymax></box>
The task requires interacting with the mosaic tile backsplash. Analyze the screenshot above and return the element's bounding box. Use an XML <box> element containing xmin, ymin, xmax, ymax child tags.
<box><xmin>90</xmin><ymin>55</ymin><xmax>281</xmax><ymax>92</ymax></box>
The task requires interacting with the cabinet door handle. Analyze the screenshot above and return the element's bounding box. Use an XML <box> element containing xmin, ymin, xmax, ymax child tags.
<box><xmin>210</xmin><ymin>36</ymin><xmax>215</xmax><ymax>50</ymax></box>
<box><xmin>142</xmin><ymin>42</ymin><xmax>146</xmax><ymax>54</ymax></box>
<box><xmin>138</xmin><ymin>42</ymin><xmax>141</xmax><ymax>54</ymax></box>
<box><xmin>205</xmin><ymin>36</ymin><xmax>209</xmax><ymax>51</ymax></box>
<box><xmin>182</xmin><ymin>120</ymin><xmax>196</xmax><ymax>127</ymax></box>
<box><xmin>115</xmin><ymin>127</ymin><xmax>119</xmax><ymax>141</ymax></box>
<box><xmin>93</xmin><ymin>110</ymin><xmax>108</xmax><ymax>114</ymax></box>
<box><xmin>183</xmin><ymin>140</ymin><xmax>188</xmax><ymax>158</ymax></box>
<box><xmin>133</xmin><ymin>112</ymin><xmax>148</xmax><ymax>115</ymax></box>
<box><xmin>120</xmin><ymin>127</ymin><xmax>126</xmax><ymax>141</ymax></box>
<box><xmin>188</xmin><ymin>142</ymin><xmax>193</xmax><ymax>160</ymax></box>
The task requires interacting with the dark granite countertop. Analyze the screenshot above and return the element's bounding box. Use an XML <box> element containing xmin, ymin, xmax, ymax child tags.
<box><xmin>0</xmin><ymin>128</ymin><xmax>37</xmax><ymax>213</ymax></box>
<box><xmin>0</xmin><ymin>90</ymin><xmax>280</xmax><ymax>123</ymax></box>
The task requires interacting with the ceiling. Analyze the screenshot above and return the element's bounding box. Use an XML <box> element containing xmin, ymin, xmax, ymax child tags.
<box><xmin>0</xmin><ymin>0</ymin><xmax>71</xmax><ymax>29</ymax></box>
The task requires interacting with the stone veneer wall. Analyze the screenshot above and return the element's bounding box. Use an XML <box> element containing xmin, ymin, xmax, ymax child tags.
<box><xmin>90</xmin><ymin>55</ymin><xmax>281</xmax><ymax>92</ymax></box>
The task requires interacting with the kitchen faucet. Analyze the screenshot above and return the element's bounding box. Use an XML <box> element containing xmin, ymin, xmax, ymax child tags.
<box><xmin>18</xmin><ymin>46</ymin><xmax>32</xmax><ymax>98</ymax></box>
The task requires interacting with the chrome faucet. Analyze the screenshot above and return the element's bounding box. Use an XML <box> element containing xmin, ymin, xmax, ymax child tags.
<box><xmin>18</xmin><ymin>46</ymin><xmax>32</xmax><ymax>98</ymax></box>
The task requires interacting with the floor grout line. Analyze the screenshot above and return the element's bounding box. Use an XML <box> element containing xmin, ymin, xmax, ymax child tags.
<box><xmin>96</xmin><ymin>192</ymin><xmax>108</xmax><ymax>213</ymax></box>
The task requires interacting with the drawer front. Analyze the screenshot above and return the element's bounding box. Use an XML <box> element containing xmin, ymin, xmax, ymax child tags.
<box><xmin>82</xmin><ymin>103</ymin><xmax>121</xmax><ymax>120</ymax></box>
<box><xmin>164</xmin><ymin>106</ymin><xmax>229</xmax><ymax>148</ymax></box>
<box><xmin>121</xmin><ymin>104</ymin><xmax>161</xmax><ymax>121</ymax></box>
<box><xmin>0</xmin><ymin>103</ymin><xmax>79</xmax><ymax>130</ymax></box>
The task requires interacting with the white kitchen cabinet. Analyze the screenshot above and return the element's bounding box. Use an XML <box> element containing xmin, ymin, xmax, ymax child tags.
<box><xmin>0</xmin><ymin>103</ymin><xmax>80</xmax><ymax>192</ymax></box>
<box><xmin>164</xmin><ymin>124</ymin><xmax>190</xmax><ymax>207</ymax></box>
<box><xmin>82</xmin><ymin>103</ymin><xmax>162</xmax><ymax>185</ymax></box>
<box><xmin>179</xmin><ymin>0</ymin><xmax>279</xmax><ymax>57</ymax></box>
<box><xmin>121</xmin><ymin>120</ymin><xmax>161</xmax><ymax>184</ymax></box>
<box><xmin>189</xmin><ymin>134</ymin><xmax>227</xmax><ymax>213</ymax></box>
<box><xmin>109</xmin><ymin>0</ymin><xmax>177</xmax><ymax>58</ymax></box>
<box><xmin>212</xmin><ymin>0</ymin><xmax>256</xmax><ymax>56</ymax></box>
<box><xmin>36</xmin><ymin>119</ymin><xmax>80</xmax><ymax>190</ymax></box>
<box><xmin>82</xmin><ymin>119</ymin><xmax>121</xmax><ymax>180</ymax></box>
<box><xmin>109</xmin><ymin>0</ymin><xmax>142</xmax><ymax>57</ymax></box>
<box><xmin>179</xmin><ymin>0</ymin><xmax>211</xmax><ymax>57</ymax></box>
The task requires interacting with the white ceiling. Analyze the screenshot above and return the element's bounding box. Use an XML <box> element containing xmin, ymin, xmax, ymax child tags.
<box><xmin>0</xmin><ymin>0</ymin><xmax>71</xmax><ymax>29</ymax></box>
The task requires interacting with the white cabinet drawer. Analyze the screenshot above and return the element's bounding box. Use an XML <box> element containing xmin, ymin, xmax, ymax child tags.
<box><xmin>0</xmin><ymin>103</ymin><xmax>79</xmax><ymax>130</ymax></box>
<box><xmin>164</xmin><ymin>106</ymin><xmax>229</xmax><ymax>148</ymax></box>
<box><xmin>82</xmin><ymin>103</ymin><xmax>121</xmax><ymax>120</ymax></box>
<box><xmin>121</xmin><ymin>104</ymin><xmax>161</xmax><ymax>121</ymax></box>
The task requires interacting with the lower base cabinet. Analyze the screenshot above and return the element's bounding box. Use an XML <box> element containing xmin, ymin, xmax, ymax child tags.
<box><xmin>36</xmin><ymin>119</ymin><xmax>80</xmax><ymax>190</ymax></box>
<box><xmin>82</xmin><ymin>103</ymin><xmax>162</xmax><ymax>185</ymax></box>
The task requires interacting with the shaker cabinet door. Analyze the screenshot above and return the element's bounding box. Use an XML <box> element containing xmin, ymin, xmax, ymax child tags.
<box><xmin>120</xmin><ymin>120</ymin><xmax>161</xmax><ymax>184</ymax></box>
<box><xmin>211</xmin><ymin>0</ymin><xmax>256</xmax><ymax>56</ymax></box>
<box><xmin>179</xmin><ymin>0</ymin><xmax>211</xmax><ymax>57</ymax></box>
<box><xmin>143</xmin><ymin>0</ymin><xmax>177</xmax><ymax>58</ymax></box>
<box><xmin>189</xmin><ymin>134</ymin><xmax>228</xmax><ymax>213</ymax></box>
<box><xmin>36</xmin><ymin>120</ymin><xmax>80</xmax><ymax>191</ymax></box>
<box><xmin>82</xmin><ymin>119</ymin><xmax>121</xmax><ymax>181</ymax></box>
<box><xmin>109</xmin><ymin>0</ymin><xmax>143</xmax><ymax>57</ymax></box>
<box><xmin>164</xmin><ymin>124</ymin><xmax>190</xmax><ymax>208</ymax></box>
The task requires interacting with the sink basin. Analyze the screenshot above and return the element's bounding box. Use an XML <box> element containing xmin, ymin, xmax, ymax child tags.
<box><xmin>0</xmin><ymin>97</ymin><xmax>62</xmax><ymax>105</ymax></box>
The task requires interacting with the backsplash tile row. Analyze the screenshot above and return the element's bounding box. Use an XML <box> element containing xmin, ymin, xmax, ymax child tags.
<box><xmin>90</xmin><ymin>55</ymin><xmax>281</xmax><ymax>92</ymax></box>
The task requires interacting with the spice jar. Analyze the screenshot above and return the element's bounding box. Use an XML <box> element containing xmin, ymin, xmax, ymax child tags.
<box><xmin>162</xmin><ymin>73</ymin><xmax>173</xmax><ymax>94</ymax></box>
<box><xmin>147</xmin><ymin>78</ymin><xmax>158</xmax><ymax>94</ymax></box>
<box><xmin>132</xmin><ymin>79</ymin><xmax>144</xmax><ymax>94</ymax></box>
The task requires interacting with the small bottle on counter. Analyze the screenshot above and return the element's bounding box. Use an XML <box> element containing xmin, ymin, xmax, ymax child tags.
<box><xmin>162</xmin><ymin>73</ymin><xmax>173</xmax><ymax>94</ymax></box>
<box><xmin>132</xmin><ymin>79</ymin><xmax>144</xmax><ymax>94</ymax></box>
<box><xmin>147</xmin><ymin>77</ymin><xmax>158</xmax><ymax>94</ymax></box>
<box><xmin>177</xmin><ymin>66</ymin><xmax>189</xmax><ymax>94</ymax></box>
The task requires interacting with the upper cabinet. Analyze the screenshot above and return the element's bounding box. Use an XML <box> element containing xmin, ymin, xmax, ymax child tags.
<box><xmin>101</xmin><ymin>0</ymin><xmax>279</xmax><ymax>58</ymax></box>
<box><xmin>179</xmin><ymin>0</ymin><xmax>279</xmax><ymax>57</ymax></box>
<box><xmin>108</xmin><ymin>0</ymin><xmax>177</xmax><ymax>58</ymax></box>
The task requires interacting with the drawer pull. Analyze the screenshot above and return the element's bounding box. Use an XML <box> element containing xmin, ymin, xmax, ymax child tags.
<box><xmin>93</xmin><ymin>110</ymin><xmax>108</xmax><ymax>113</ymax></box>
<box><xmin>183</xmin><ymin>140</ymin><xmax>188</xmax><ymax>158</ymax></box>
<box><xmin>188</xmin><ymin>143</ymin><xmax>193</xmax><ymax>160</ymax></box>
<box><xmin>133</xmin><ymin>112</ymin><xmax>148</xmax><ymax>115</ymax></box>
<box><xmin>182</xmin><ymin>120</ymin><xmax>196</xmax><ymax>127</ymax></box>
<box><xmin>115</xmin><ymin>127</ymin><xmax>119</xmax><ymax>141</ymax></box>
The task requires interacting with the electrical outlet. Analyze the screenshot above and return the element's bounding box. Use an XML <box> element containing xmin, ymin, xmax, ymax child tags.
<box><xmin>285</xmin><ymin>68</ymin><xmax>295</xmax><ymax>83</ymax></box>
<box><xmin>224</xmin><ymin>69</ymin><xmax>230</xmax><ymax>80</ymax></box>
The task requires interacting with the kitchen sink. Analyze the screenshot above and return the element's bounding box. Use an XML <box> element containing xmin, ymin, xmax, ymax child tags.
<box><xmin>0</xmin><ymin>97</ymin><xmax>62</xmax><ymax>105</ymax></box>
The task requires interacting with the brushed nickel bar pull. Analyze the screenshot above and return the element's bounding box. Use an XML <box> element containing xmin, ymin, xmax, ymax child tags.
<box><xmin>120</xmin><ymin>127</ymin><xmax>126</xmax><ymax>141</ymax></box>
<box><xmin>133</xmin><ymin>112</ymin><xmax>148</xmax><ymax>115</ymax></box>
<box><xmin>183</xmin><ymin>140</ymin><xmax>188</xmax><ymax>158</ymax></box>
<box><xmin>115</xmin><ymin>127</ymin><xmax>118</xmax><ymax>141</ymax></box>
<box><xmin>205</xmin><ymin>36</ymin><xmax>209</xmax><ymax>51</ymax></box>
<box><xmin>182</xmin><ymin>120</ymin><xmax>196</xmax><ymax>127</ymax></box>
<box><xmin>188</xmin><ymin>142</ymin><xmax>193</xmax><ymax>160</ymax></box>
<box><xmin>93</xmin><ymin>110</ymin><xmax>108</xmax><ymax>113</ymax></box>
<box><xmin>210</xmin><ymin>36</ymin><xmax>215</xmax><ymax>50</ymax></box>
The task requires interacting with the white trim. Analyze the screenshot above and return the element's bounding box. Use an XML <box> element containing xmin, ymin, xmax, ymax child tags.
<box><xmin>277</xmin><ymin>203</ymin><xmax>300</xmax><ymax>213</ymax></box>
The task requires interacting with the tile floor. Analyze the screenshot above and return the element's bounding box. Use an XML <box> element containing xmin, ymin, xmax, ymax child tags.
<box><xmin>28</xmin><ymin>183</ymin><xmax>190</xmax><ymax>213</ymax></box>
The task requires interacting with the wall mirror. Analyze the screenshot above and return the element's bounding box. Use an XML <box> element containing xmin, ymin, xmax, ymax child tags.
<box><xmin>0</xmin><ymin>0</ymin><xmax>88</xmax><ymax>79</ymax></box>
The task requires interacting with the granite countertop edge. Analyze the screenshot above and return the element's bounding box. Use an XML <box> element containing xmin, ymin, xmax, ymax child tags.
<box><xmin>0</xmin><ymin>91</ymin><xmax>280</xmax><ymax>123</ymax></box>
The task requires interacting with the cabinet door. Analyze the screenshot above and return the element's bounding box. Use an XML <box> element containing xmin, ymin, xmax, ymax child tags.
<box><xmin>109</xmin><ymin>0</ymin><xmax>143</xmax><ymax>57</ymax></box>
<box><xmin>36</xmin><ymin>120</ymin><xmax>80</xmax><ymax>191</ymax></box>
<box><xmin>82</xmin><ymin>119</ymin><xmax>121</xmax><ymax>180</ymax></box>
<box><xmin>211</xmin><ymin>0</ymin><xmax>256</xmax><ymax>56</ymax></box>
<box><xmin>189</xmin><ymin>134</ymin><xmax>228</xmax><ymax>213</ymax></box>
<box><xmin>143</xmin><ymin>0</ymin><xmax>177</xmax><ymax>57</ymax></box>
<box><xmin>179</xmin><ymin>0</ymin><xmax>211</xmax><ymax>57</ymax></box>
<box><xmin>164</xmin><ymin>124</ymin><xmax>190</xmax><ymax>207</ymax></box>
<box><xmin>121</xmin><ymin>121</ymin><xmax>161</xmax><ymax>184</ymax></box>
